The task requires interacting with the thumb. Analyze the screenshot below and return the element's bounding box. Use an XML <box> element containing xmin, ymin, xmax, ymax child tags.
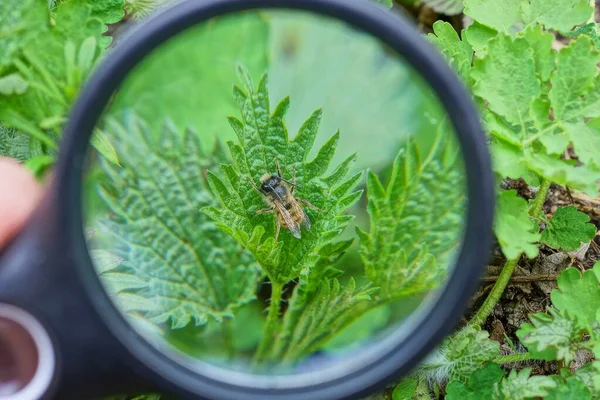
<box><xmin>0</xmin><ymin>158</ymin><xmax>42</xmax><ymax>248</ymax></box>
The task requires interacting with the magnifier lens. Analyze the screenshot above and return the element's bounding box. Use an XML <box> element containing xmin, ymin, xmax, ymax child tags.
<box><xmin>83</xmin><ymin>9</ymin><xmax>467</xmax><ymax>379</ymax></box>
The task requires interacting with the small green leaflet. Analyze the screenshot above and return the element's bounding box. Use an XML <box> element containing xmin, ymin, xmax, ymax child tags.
<box><xmin>417</xmin><ymin>326</ymin><xmax>499</xmax><ymax>383</ymax></box>
<box><xmin>540</xmin><ymin>206</ymin><xmax>596</xmax><ymax>251</ymax></box>
<box><xmin>494</xmin><ymin>190</ymin><xmax>540</xmax><ymax>260</ymax></box>
<box><xmin>357</xmin><ymin>125</ymin><xmax>466</xmax><ymax>302</ymax></box>
<box><xmin>428</xmin><ymin>21</ymin><xmax>473</xmax><ymax>82</ymax></box>
<box><xmin>564</xmin><ymin>23</ymin><xmax>600</xmax><ymax>48</ymax></box>
<box><xmin>575</xmin><ymin>361</ymin><xmax>600</xmax><ymax>397</ymax></box>
<box><xmin>494</xmin><ymin>368</ymin><xmax>557</xmax><ymax>399</ymax></box>
<box><xmin>392</xmin><ymin>378</ymin><xmax>418</xmax><ymax>400</ymax></box>
<box><xmin>446</xmin><ymin>363</ymin><xmax>505</xmax><ymax>400</ymax></box>
<box><xmin>92</xmin><ymin>113</ymin><xmax>261</xmax><ymax>329</ymax></box>
<box><xmin>544</xmin><ymin>375</ymin><xmax>592</xmax><ymax>400</ymax></box>
<box><xmin>203</xmin><ymin>66</ymin><xmax>363</xmax><ymax>285</ymax></box>
<box><xmin>552</xmin><ymin>264</ymin><xmax>600</xmax><ymax>331</ymax></box>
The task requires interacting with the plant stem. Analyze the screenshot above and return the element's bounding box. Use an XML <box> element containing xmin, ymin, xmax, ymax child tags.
<box><xmin>493</xmin><ymin>352</ymin><xmax>533</xmax><ymax>364</ymax></box>
<box><xmin>470</xmin><ymin>179</ymin><xmax>551</xmax><ymax>327</ymax></box>
<box><xmin>530</xmin><ymin>179</ymin><xmax>551</xmax><ymax>219</ymax></box>
<box><xmin>253</xmin><ymin>281</ymin><xmax>283</xmax><ymax>366</ymax></box>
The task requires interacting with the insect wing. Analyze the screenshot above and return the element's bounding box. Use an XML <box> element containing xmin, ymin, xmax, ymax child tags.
<box><xmin>274</xmin><ymin>201</ymin><xmax>302</xmax><ymax>239</ymax></box>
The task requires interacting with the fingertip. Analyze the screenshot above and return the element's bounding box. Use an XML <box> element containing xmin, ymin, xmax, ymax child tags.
<box><xmin>0</xmin><ymin>158</ymin><xmax>42</xmax><ymax>247</ymax></box>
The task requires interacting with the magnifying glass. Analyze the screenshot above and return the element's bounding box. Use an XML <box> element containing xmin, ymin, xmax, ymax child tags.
<box><xmin>0</xmin><ymin>0</ymin><xmax>494</xmax><ymax>399</ymax></box>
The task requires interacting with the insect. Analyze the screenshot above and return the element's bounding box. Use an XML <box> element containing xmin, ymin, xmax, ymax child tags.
<box><xmin>249</xmin><ymin>159</ymin><xmax>324</xmax><ymax>242</ymax></box>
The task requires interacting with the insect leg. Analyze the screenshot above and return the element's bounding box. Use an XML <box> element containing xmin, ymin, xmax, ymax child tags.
<box><xmin>291</xmin><ymin>164</ymin><xmax>297</xmax><ymax>195</ymax></box>
<box><xmin>275</xmin><ymin>214</ymin><xmax>282</xmax><ymax>243</ymax></box>
<box><xmin>256</xmin><ymin>207</ymin><xmax>274</xmax><ymax>214</ymax></box>
<box><xmin>298</xmin><ymin>198</ymin><xmax>326</xmax><ymax>212</ymax></box>
<box><xmin>275</xmin><ymin>157</ymin><xmax>283</xmax><ymax>178</ymax></box>
<box><xmin>248</xmin><ymin>176</ymin><xmax>263</xmax><ymax>194</ymax></box>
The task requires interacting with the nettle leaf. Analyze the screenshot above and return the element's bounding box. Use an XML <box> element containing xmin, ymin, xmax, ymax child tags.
<box><xmin>464</xmin><ymin>22</ymin><xmax>498</xmax><ymax>58</ymax></box>
<box><xmin>267</xmin><ymin>278</ymin><xmax>375</xmax><ymax>363</ymax></box>
<box><xmin>203</xmin><ymin>66</ymin><xmax>363</xmax><ymax>285</ymax></box>
<box><xmin>428</xmin><ymin>21</ymin><xmax>473</xmax><ymax>82</ymax></box>
<box><xmin>418</xmin><ymin>326</ymin><xmax>500</xmax><ymax>383</ymax></box>
<box><xmin>93</xmin><ymin>113</ymin><xmax>260</xmax><ymax>329</ymax></box>
<box><xmin>358</xmin><ymin>127</ymin><xmax>466</xmax><ymax>302</ymax></box>
<box><xmin>565</xmin><ymin>23</ymin><xmax>600</xmax><ymax>48</ymax></box>
<box><xmin>575</xmin><ymin>361</ymin><xmax>600</xmax><ymax>396</ymax></box>
<box><xmin>463</xmin><ymin>0</ymin><xmax>521</xmax><ymax>32</ymax></box>
<box><xmin>494</xmin><ymin>190</ymin><xmax>541</xmax><ymax>260</ymax></box>
<box><xmin>493</xmin><ymin>368</ymin><xmax>557</xmax><ymax>400</ymax></box>
<box><xmin>540</xmin><ymin>206</ymin><xmax>596</xmax><ymax>251</ymax></box>
<box><xmin>446</xmin><ymin>363</ymin><xmax>505</xmax><ymax>400</ymax></box>
<box><xmin>521</xmin><ymin>0</ymin><xmax>593</xmax><ymax>33</ymax></box>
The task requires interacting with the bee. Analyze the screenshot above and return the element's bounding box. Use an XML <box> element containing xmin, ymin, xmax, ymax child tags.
<box><xmin>249</xmin><ymin>159</ymin><xmax>324</xmax><ymax>242</ymax></box>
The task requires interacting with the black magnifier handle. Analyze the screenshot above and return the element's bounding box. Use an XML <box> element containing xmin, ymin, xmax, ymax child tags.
<box><xmin>0</xmin><ymin>190</ymin><xmax>155</xmax><ymax>399</ymax></box>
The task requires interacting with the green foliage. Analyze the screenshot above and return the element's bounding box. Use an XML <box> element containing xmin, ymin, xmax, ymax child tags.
<box><xmin>545</xmin><ymin>374</ymin><xmax>592</xmax><ymax>400</ymax></box>
<box><xmin>517</xmin><ymin>264</ymin><xmax>600</xmax><ymax>364</ymax></box>
<box><xmin>0</xmin><ymin>0</ymin><xmax>125</xmax><ymax>170</ymax></box>
<box><xmin>494</xmin><ymin>368</ymin><xmax>557</xmax><ymax>399</ymax></box>
<box><xmin>92</xmin><ymin>113</ymin><xmax>261</xmax><ymax>329</ymax></box>
<box><xmin>203</xmin><ymin>66</ymin><xmax>363</xmax><ymax>285</ymax></box>
<box><xmin>357</xmin><ymin>126</ymin><xmax>465</xmax><ymax>302</ymax></box>
<box><xmin>494</xmin><ymin>190</ymin><xmax>541</xmax><ymax>259</ymax></box>
<box><xmin>540</xmin><ymin>206</ymin><xmax>596</xmax><ymax>251</ymax></box>
<box><xmin>446</xmin><ymin>363</ymin><xmax>505</xmax><ymax>400</ymax></box>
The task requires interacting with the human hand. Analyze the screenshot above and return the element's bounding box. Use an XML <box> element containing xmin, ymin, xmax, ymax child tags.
<box><xmin>0</xmin><ymin>157</ymin><xmax>44</xmax><ymax>398</ymax></box>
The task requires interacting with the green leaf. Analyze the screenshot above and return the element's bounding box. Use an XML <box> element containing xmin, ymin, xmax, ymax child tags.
<box><xmin>418</xmin><ymin>326</ymin><xmax>500</xmax><ymax>383</ymax></box>
<box><xmin>464</xmin><ymin>22</ymin><xmax>498</xmax><ymax>58</ymax></box>
<box><xmin>494</xmin><ymin>190</ymin><xmax>541</xmax><ymax>260</ymax></box>
<box><xmin>109</xmin><ymin>12</ymin><xmax>268</xmax><ymax>149</ymax></box>
<box><xmin>446</xmin><ymin>363</ymin><xmax>505</xmax><ymax>400</ymax></box>
<box><xmin>522</xmin><ymin>25</ymin><xmax>556</xmax><ymax>82</ymax></box>
<box><xmin>551</xmin><ymin>265</ymin><xmax>600</xmax><ymax>330</ymax></box>
<box><xmin>428</xmin><ymin>22</ymin><xmax>473</xmax><ymax>81</ymax></box>
<box><xmin>517</xmin><ymin>309</ymin><xmax>579</xmax><ymax>363</ymax></box>
<box><xmin>89</xmin><ymin>0</ymin><xmax>125</xmax><ymax>24</ymax></box>
<box><xmin>359</xmin><ymin>127</ymin><xmax>466</xmax><ymax>302</ymax></box>
<box><xmin>471</xmin><ymin>34</ymin><xmax>540</xmax><ymax>127</ymax></box>
<box><xmin>549</xmin><ymin>37</ymin><xmax>600</xmax><ymax>122</ymax></box>
<box><xmin>23</xmin><ymin>154</ymin><xmax>55</xmax><ymax>176</ymax></box>
<box><xmin>92</xmin><ymin>113</ymin><xmax>261</xmax><ymax>329</ymax></box>
<box><xmin>91</xmin><ymin>128</ymin><xmax>120</xmax><ymax>166</ymax></box>
<box><xmin>540</xmin><ymin>206</ymin><xmax>596</xmax><ymax>251</ymax></box>
<box><xmin>392</xmin><ymin>378</ymin><xmax>418</xmax><ymax>400</ymax></box>
<box><xmin>204</xmin><ymin>67</ymin><xmax>363</xmax><ymax>285</ymax></box>
<box><xmin>494</xmin><ymin>368</ymin><xmax>557</xmax><ymax>399</ymax></box>
<box><xmin>564</xmin><ymin>23</ymin><xmax>600</xmax><ymax>48</ymax></box>
<box><xmin>421</xmin><ymin>0</ymin><xmax>464</xmax><ymax>16</ymax></box>
<box><xmin>521</xmin><ymin>0</ymin><xmax>593</xmax><ymax>33</ymax></box>
<box><xmin>0</xmin><ymin>124</ymin><xmax>30</xmax><ymax>161</ymax></box>
<box><xmin>374</xmin><ymin>0</ymin><xmax>393</xmax><ymax>7</ymax></box>
<box><xmin>464</xmin><ymin>0</ymin><xmax>521</xmax><ymax>32</ymax></box>
<box><xmin>545</xmin><ymin>375</ymin><xmax>592</xmax><ymax>400</ymax></box>
<box><xmin>575</xmin><ymin>361</ymin><xmax>600</xmax><ymax>397</ymax></box>
<box><xmin>564</xmin><ymin>119</ymin><xmax>600</xmax><ymax>168</ymax></box>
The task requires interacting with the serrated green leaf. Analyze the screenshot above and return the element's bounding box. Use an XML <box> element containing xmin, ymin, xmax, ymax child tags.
<box><xmin>494</xmin><ymin>368</ymin><xmax>556</xmax><ymax>399</ymax></box>
<box><xmin>575</xmin><ymin>361</ymin><xmax>600</xmax><ymax>397</ymax></box>
<box><xmin>446</xmin><ymin>363</ymin><xmax>505</xmax><ymax>400</ymax></box>
<box><xmin>521</xmin><ymin>0</ymin><xmax>593</xmax><ymax>33</ymax></box>
<box><xmin>91</xmin><ymin>128</ymin><xmax>120</xmax><ymax>167</ymax></box>
<box><xmin>204</xmin><ymin>67</ymin><xmax>362</xmax><ymax>285</ymax></box>
<box><xmin>551</xmin><ymin>265</ymin><xmax>600</xmax><ymax>330</ymax></box>
<box><xmin>494</xmin><ymin>190</ymin><xmax>540</xmax><ymax>260</ymax></box>
<box><xmin>564</xmin><ymin>23</ymin><xmax>600</xmax><ymax>48</ymax></box>
<box><xmin>428</xmin><ymin>22</ymin><xmax>473</xmax><ymax>81</ymax></box>
<box><xmin>418</xmin><ymin>326</ymin><xmax>500</xmax><ymax>382</ymax></box>
<box><xmin>89</xmin><ymin>0</ymin><xmax>125</xmax><ymax>24</ymax></box>
<box><xmin>359</xmin><ymin>129</ymin><xmax>466</xmax><ymax>302</ymax></box>
<box><xmin>540</xmin><ymin>206</ymin><xmax>596</xmax><ymax>251</ymax></box>
<box><xmin>91</xmin><ymin>113</ymin><xmax>260</xmax><ymax>329</ymax></box>
<box><xmin>516</xmin><ymin>309</ymin><xmax>579</xmax><ymax>363</ymax></box>
<box><xmin>564</xmin><ymin>119</ymin><xmax>600</xmax><ymax>168</ymax></box>
<box><xmin>464</xmin><ymin>0</ymin><xmax>521</xmax><ymax>32</ymax></box>
<box><xmin>472</xmin><ymin>34</ymin><xmax>540</xmax><ymax>127</ymax></box>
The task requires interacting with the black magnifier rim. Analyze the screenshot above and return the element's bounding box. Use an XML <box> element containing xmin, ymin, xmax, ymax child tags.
<box><xmin>58</xmin><ymin>0</ymin><xmax>494</xmax><ymax>399</ymax></box>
